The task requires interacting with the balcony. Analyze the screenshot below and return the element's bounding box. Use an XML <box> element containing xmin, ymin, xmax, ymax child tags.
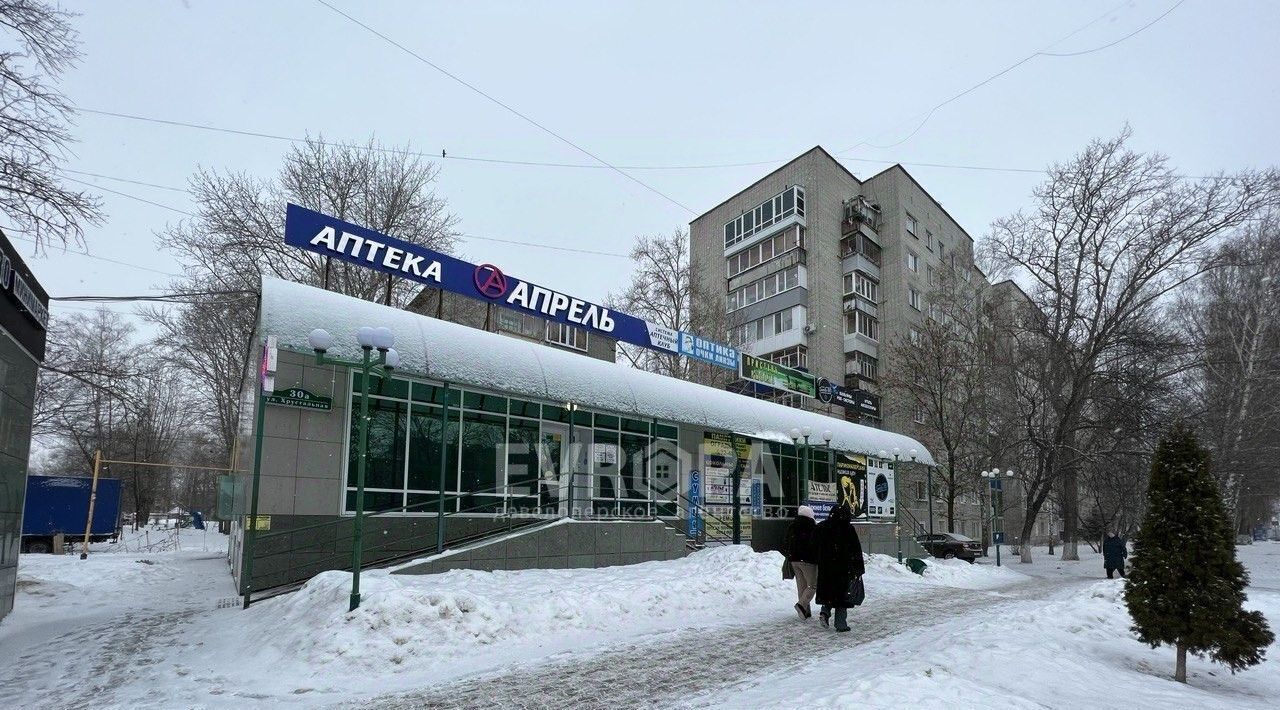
<box><xmin>842</xmin><ymin>196</ymin><xmax>882</xmax><ymax>234</ymax></box>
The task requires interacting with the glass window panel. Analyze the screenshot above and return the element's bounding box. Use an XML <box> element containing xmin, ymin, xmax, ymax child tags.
<box><xmin>592</xmin><ymin>429</ymin><xmax>619</xmax><ymax>514</ymax></box>
<box><xmin>504</xmin><ymin>419</ymin><xmax>540</xmax><ymax>496</ymax></box>
<box><xmin>621</xmin><ymin>417</ymin><xmax>649</xmax><ymax>434</ymax></box>
<box><xmin>781</xmin><ymin>456</ymin><xmax>798</xmax><ymax>509</ymax></box>
<box><xmin>782</xmin><ymin>189</ymin><xmax>793</xmax><ymax>212</ymax></box>
<box><xmin>345</xmin><ymin>489</ymin><xmax>402</xmax><ymax>513</ymax></box>
<box><xmin>356</xmin><ymin>373</ymin><xmax>409</xmax><ymax>400</ymax></box>
<box><xmin>655</xmin><ymin>424</ymin><xmax>678</xmax><ymax>439</ymax></box>
<box><xmin>460</xmin><ymin>411</ymin><xmax>506</xmax><ymax>497</ymax></box>
<box><xmin>594</xmin><ymin>413</ymin><xmax>619</xmax><ymax>430</ymax></box>
<box><xmin>464</xmin><ymin>390</ymin><xmax>508</xmax><ymax>413</ymax></box>
<box><xmin>619</xmin><ymin>433</ymin><xmax>649</xmax><ymax>500</ymax></box>
<box><xmin>412</xmin><ymin>381</ymin><xmax>460</xmax><ymax>406</ymax></box>
<box><xmin>508</xmin><ymin>397</ymin><xmax>542</xmax><ymax>418</ymax></box>
<box><xmin>407</xmin><ymin>402</ymin><xmax>460</xmax><ymax>493</ymax></box>
<box><xmin>349</xmin><ymin>397</ymin><xmax>406</xmax><ymax>491</ymax></box>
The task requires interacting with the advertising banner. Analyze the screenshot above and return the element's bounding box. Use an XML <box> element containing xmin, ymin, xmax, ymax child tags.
<box><xmin>836</xmin><ymin>453</ymin><xmax>868</xmax><ymax>519</ymax></box>
<box><xmin>807</xmin><ymin>481</ymin><xmax>837</xmax><ymax>521</ymax></box>
<box><xmin>865</xmin><ymin>457</ymin><xmax>896</xmax><ymax>519</ymax></box>
<box><xmin>284</xmin><ymin>204</ymin><xmax>740</xmax><ymax>368</ymax></box>
<box><xmin>739</xmin><ymin>353</ymin><xmax>816</xmax><ymax>398</ymax></box>
<box><xmin>687</xmin><ymin>470</ymin><xmax>703</xmax><ymax>541</ymax></box>
<box><xmin>816</xmin><ymin>377</ymin><xmax>882</xmax><ymax>418</ymax></box>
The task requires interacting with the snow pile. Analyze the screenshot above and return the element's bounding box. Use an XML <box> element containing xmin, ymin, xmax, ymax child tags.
<box><xmin>865</xmin><ymin>553</ymin><xmax>1028</xmax><ymax>590</ymax></box>
<box><xmin>250</xmin><ymin>546</ymin><xmax>790</xmax><ymax>672</ymax></box>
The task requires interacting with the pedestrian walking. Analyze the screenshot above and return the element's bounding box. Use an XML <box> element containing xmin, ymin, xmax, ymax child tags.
<box><xmin>1103</xmin><ymin>531</ymin><xmax>1127</xmax><ymax>579</ymax></box>
<box><xmin>815</xmin><ymin>503</ymin><xmax>865</xmax><ymax>633</ymax></box>
<box><xmin>784</xmin><ymin>505</ymin><xmax>820</xmax><ymax>619</ymax></box>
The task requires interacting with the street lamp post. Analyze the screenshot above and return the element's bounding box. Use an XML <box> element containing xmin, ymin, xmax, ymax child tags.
<box><xmin>911</xmin><ymin>449</ymin><xmax>925</xmax><ymax>537</ymax></box>
<box><xmin>981</xmin><ymin>468</ymin><xmax>1015</xmax><ymax>566</ymax></box>
<box><xmin>892</xmin><ymin>447</ymin><xmax>902</xmax><ymax>562</ymax></box>
<box><xmin>308</xmin><ymin>326</ymin><xmax>400</xmax><ymax>612</ymax></box>
<box><xmin>565</xmin><ymin>402</ymin><xmax>580</xmax><ymax>518</ymax></box>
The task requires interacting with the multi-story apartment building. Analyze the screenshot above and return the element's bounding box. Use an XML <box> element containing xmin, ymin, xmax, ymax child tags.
<box><xmin>689</xmin><ymin>146</ymin><xmax>986</xmax><ymax>536</ymax></box>
<box><xmin>406</xmin><ymin>289</ymin><xmax>617</xmax><ymax>362</ymax></box>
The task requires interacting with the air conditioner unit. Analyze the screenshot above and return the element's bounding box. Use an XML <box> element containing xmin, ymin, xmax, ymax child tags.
<box><xmin>803</xmin><ymin>323</ymin><xmax>817</xmax><ymax>335</ymax></box>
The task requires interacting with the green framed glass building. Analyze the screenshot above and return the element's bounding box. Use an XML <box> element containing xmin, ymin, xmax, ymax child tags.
<box><xmin>230</xmin><ymin>279</ymin><xmax>932</xmax><ymax>595</ymax></box>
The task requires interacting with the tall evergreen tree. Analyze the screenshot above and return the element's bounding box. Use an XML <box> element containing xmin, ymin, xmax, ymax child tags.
<box><xmin>1125</xmin><ymin>425</ymin><xmax>1273</xmax><ymax>683</ymax></box>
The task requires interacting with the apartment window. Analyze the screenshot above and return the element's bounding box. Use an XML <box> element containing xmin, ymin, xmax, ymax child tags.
<box><xmin>907</xmin><ymin>251</ymin><xmax>919</xmax><ymax>272</ymax></box>
<box><xmin>497</xmin><ymin>309</ymin><xmax>541</xmax><ymax>339</ymax></box>
<box><xmin>908</xmin><ymin>288</ymin><xmax>921</xmax><ymax>311</ymax></box>
<box><xmin>927</xmin><ymin>265</ymin><xmax>935</xmax><ymax>286</ymax></box>
<box><xmin>859</xmin><ymin>273</ymin><xmax>879</xmax><ymax>302</ymax></box>
<box><xmin>914</xmin><ymin>405</ymin><xmax>927</xmax><ymax>424</ymax></box>
<box><xmin>926</xmin><ymin>230</ymin><xmax>934</xmax><ymax>251</ymax></box>
<box><xmin>723</xmin><ymin>186</ymin><xmax>806</xmax><ymax>250</ymax></box>
<box><xmin>765</xmin><ymin>345</ymin><xmax>807</xmax><ymax>369</ymax></box>
<box><xmin>846</xmin><ymin>351</ymin><xmax>878</xmax><ymax>381</ymax></box>
<box><xmin>546</xmin><ymin>322</ymin><xmax>588</xmax><ymax>351</ymax></box>
<box><xmin>726</xmin><ymin>227</ymin><xmax>802</xmax><ymax>279</ymax></box>
<box><xmin>736</xmin><ymin>306</ymin><xmax>802</xmax><ymax>344</ymax></box>
<box><xmin>915</xmin><ymin>481</ymin><xmax>926</xmax><ymax>501</ymax></box>
<box><xmin>910</xmin><ymin>328</ymin><xmax>921</xmax><ymax>345</ymax></box>
<box><xmin>727</xmin><ymin>266</ymin><xmax>800</xmax><ymax>312</ymax></box>
<box><xmin>844</xmin><ymin>310</ymin><xmax>879</xmax><ymax>341</ymax></box>
<box><xmin>905</xmin><ymin>213</ymin><xmax>918</xmax><ymax>238</ymax></box>
<box><xmin>840</xmin><ymin>233</ymin><xmax>883</xmax><ymax>266</ymax></box>
<box><xmin>937</xmin><ymin>241</ymin><xmax>945</xmax><ymax>258</ymax></box>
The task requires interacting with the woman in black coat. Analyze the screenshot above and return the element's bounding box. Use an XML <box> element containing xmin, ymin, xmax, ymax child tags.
<box><xmin>815</xmin><ymin>503</ymin><xmax>865</xmax><ymax>632</ymax></box>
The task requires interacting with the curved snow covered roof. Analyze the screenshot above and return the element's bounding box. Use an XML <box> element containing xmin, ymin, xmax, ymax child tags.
<box><xmin>259</xmin><ymin>279</ymin><xmax>935</xmax><ymax>464</ymax></box>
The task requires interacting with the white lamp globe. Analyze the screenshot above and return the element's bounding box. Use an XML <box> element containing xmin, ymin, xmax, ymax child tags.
<box><xmin>372</xmin><ymin>326</ymin><xmax>394</xmax><ymax>351</ymax></box>
<box><xmin>356</xmin><ymin>326</ymin><xmax>376</xmax><ymax>348</ymax></box>
<box><xmin>790</xmin><ymin>427</ymin><xmax>801</xmax><ymax>441</ymax></box>
<box><xmin>802</xmin><ymin>426</ymin><xmax>812</xmax><ymax>438</ymax></box>
<box><xmin>822</xmin><ymin>430</ymin><xmax>833</xmax><ymax>444</ymax></box>
<box><xmin>383</xmin><ymin>348</ymin><xmax>401</xmax><ymax>370</ymax></box>
<box><xmin>307</xmin><ymin>328</ymin><xmax>332</xmax><ymax>353</ymax></box>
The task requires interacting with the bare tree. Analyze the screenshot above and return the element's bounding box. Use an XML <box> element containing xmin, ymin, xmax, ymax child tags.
<box><xmin>151</xmin><ymin>136</ymin><xmax>458</xmax><ymax>462</ymax></box>
<box><xmin>0</xmin><ymin>0</ymin><xmax>100</xmax><ymax>248</ymax></box>
<box><xmin>1189</xmin><ymin>214</ymin><xmax>1280</xmax><ymax>529</ymax></box>
<box><xmin>983</xmin><ymin>127</ymin><xmax>1279</xmax><ymax>560</ymax></box>
<box><xmin>883</xmin><ymin>267</ymin><xmax>993</xmax><ymax>531</ymax></box>
<box><xmin>607</xmin><ymin>228</ymin><xmax>736</xmax><ymax>385</ymax></box>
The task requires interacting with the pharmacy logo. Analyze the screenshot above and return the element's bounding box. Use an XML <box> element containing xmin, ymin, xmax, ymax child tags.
<box><xmin>473</xmin><ymin>263</ymin><xmax>508</xmax><ymax>298</ymax></box>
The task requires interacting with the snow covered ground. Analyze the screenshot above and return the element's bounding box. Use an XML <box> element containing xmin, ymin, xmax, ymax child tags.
<box><xmin>0</xmin><ymin>538</ymin><xmax>1276</xmax><ymax>709</ymax></box>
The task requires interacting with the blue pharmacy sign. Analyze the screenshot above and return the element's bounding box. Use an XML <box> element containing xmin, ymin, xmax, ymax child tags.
<box><xmin>687</xmin><ymin>469</ymin><xmax>704</xmax><ymax>541</ymax></box>
<box><xmin>284</xmin><ymin>204</ymin><xmax>739</xmax><ymax>369</ymax></box>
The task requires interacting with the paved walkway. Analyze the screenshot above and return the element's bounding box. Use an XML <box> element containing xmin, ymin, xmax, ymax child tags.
<box><xmin>366</xmin><ymin>576</ymin><xmax>1086</xmax><ymax>710</ymax></box>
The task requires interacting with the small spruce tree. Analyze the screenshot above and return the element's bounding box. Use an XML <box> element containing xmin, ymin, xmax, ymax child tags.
<box><xmin>1125</xmin><ymin>425</ymin><xmax>1273</xmax><ymax>683</ymax></box>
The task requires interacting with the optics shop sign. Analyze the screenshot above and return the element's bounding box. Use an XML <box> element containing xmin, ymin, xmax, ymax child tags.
<box><xmin>265</xmin><ymin>387</ymin><xmax>333</xmax><ymax>411</ymax></box>
<box><xmin>284</xmin><ymin>204</ymin><xmax>739</xmax><ymax>368</ymax></box>
<box><xmin>739</xmin><ymin>354</ymin><xmax>817</xmax><ymax>398</ymax></box>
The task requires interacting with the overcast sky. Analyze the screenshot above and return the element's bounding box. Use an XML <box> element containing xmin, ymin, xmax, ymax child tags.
<box><xmin>29</xmin><ymin>0</ymin><xmax>1280</xmax><ymax>331</ymax></box>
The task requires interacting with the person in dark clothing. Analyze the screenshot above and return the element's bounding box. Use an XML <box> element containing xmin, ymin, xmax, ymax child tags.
<box><xmin>1103</xmin><ymin>532</ymin><xmax>1127</xmax><ymax>578</ymax></box>
<box><xmin>815</xmin><ymin>503</ymin><xmax>865</xmax><ymax>633</ymax></box>
<box><xmin>784</xmin><ymin>505</ymin><xmax>820</xmax><ymax>619</ymax></box>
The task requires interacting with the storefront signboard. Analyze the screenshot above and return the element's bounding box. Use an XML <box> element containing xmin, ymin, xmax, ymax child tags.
<box><xmin>687</xmin><ymin>469</ymin><xmax>703</xmax><ymax>541</ymax></box>
<box><xmin>739</xmin><ymin>353</ymin><xmax>816</xmax><ymax>398</ymax></box>
<box><xmin>836</xmin><ymin>453</ymin><xmax>868</xmax><ymax>519</ymax></box>
<box><xmin>807</xmin><ymin>481</ymin><xmax>837</xmax><ymax>520</ymax></box>
<box><xmin>284</xmin><ymin>205</ymin><xmax>740</xmax><ymax>370</ymax></box>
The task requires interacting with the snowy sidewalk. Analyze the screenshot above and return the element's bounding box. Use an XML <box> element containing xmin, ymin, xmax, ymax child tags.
<box><xmin>364</xmin><ymin>574</ymin><xmax>1079</xmax><ymax>709</ymax></box>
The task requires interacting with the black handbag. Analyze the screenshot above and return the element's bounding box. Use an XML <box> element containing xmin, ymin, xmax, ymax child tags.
<box><xmin>848</xmin><ymin>576</ymin><xmax>865</xmax><ymax>606</ymax></box>
<box><xmin>782</xmin><ymin>558</ymin><xmax>795</xmax><ymax>580</ymax></box>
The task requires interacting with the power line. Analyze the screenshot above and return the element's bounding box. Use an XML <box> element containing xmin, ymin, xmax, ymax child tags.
<box><xmin>51</xmin><ymin>290</ymin><xmax>257</xmax><ymax>303</ymax></box>
<box><xmin>76</xmin><ymin>107</ymin><xmax>1226</xmax><ymax>181</ymax></box>
<box><xmin>6</xmin><ymin>231</ymin><xmax>184</xmax><ymax>277</ymax></box>
<box><xmin>63</xmin><ymin>168</ymin><xmax>633</xmax><ymax>258</ymax></box>
<box><xmin>313</xmin><ymin>0</ymin><xmax>696</xmax><ymax>215</ymax></box>
<box><xmin>837</xmin><ymin>0</ymin><xmax>1184</xmax><ymax>153</ymax></box>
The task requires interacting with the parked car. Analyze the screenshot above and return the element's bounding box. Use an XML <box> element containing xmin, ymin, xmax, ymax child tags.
<box><xmin>915</xmin><ymin>532</ymin><xmax>982</xmax><ymax>562</ymax></box>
